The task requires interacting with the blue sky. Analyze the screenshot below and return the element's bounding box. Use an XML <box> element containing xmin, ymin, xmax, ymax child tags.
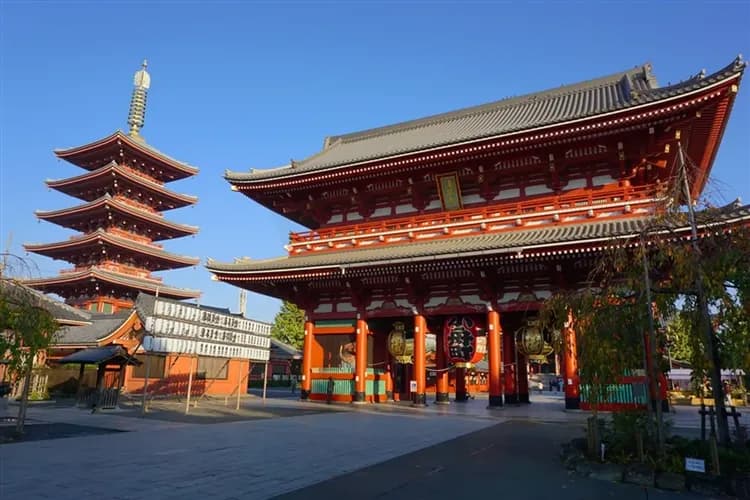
<box><xmin>1</xmin><ymin>1</ymin><xmax>749</xmax><ymax>323</ymax></box>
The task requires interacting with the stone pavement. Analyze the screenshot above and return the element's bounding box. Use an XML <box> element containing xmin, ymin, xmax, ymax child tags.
<box><xmin>0</xmin><ymin>405</ymin><xmax>496</xmax><ymax>500</ymax></box>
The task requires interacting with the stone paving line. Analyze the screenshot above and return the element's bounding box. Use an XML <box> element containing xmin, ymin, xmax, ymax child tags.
<box><xmin>0</xmin><ymin>410</ymin><xmax>498</xmax><ymax>500</ymax></box>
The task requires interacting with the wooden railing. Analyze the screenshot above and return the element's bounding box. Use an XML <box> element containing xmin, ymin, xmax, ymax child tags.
<box><xmin>289</xmin><ymin>184</ymin><xmax>657</xmax><ymax>245</ymax></box>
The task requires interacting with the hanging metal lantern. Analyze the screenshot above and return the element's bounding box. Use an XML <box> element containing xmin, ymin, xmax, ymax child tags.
<box><xmin>387</xmin><ymin>321</ymin><xmax>414</xmax><ymax>364</ymax></box>
<box><xmin>516</xmin><ymin>318</ymin><xmax>554</xmax><ymax>362</ymax></box>
<box><xmin>444</xmin><ymin>315</ymin><xmax>486</xmax><ymax>368</ymax></box>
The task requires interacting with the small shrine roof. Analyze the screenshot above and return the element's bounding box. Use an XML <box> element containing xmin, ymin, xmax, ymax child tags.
<box><xmin>207</xmin><ymin>203</ymin><xmax>750</xmax><ymax>275</ymax></box>
<box><xmin>226</xmin><ymin>57</ymin><xmax>745</xmax><ymax>184</ymax></box>
<box><xmin>24</xmin><ymin>229</ymin><xmax>200</xmax><ymax>269</ymax></box>
<box><xmin>56</xmin><ymin>311</ymin><xmax>133</xmax><ymax>346</ymax></box>
<box><xmin>58</xmin><ymin>345</ymin><xmax>141</xmax><ymax>366</ymax></box>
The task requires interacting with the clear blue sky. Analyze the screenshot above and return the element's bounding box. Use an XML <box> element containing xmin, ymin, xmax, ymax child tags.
<box><xmin>1</xmin><ymin>1</ymin><xmax>749</xmax><ymax>323</ymax></box>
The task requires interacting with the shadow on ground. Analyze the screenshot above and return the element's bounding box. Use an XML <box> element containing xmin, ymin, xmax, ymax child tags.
<box><xmin>1</xmin><ymin>423</ymin><xmax>125</xmax><ymax>444</ymax></box>
<box><xmin>273</xmin><ymin>420</ymin><xmax>699</xmax><ymax>500</ymax></box>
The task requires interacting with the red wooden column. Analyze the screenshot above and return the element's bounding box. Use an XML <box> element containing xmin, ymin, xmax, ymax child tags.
<box><xmin>563</xmin><ymin>312</ymin><xmax>580</xmax><ymax>409</ymax></box>
<box><xmin>354</xmin><ymin>317</ymin><xmax>368</xmax><ymax>403</ymax></box>
<box><xmin>503</xmin><ymin>328</ymin><xmax>517</xmax><ymax>404</ymax></box>
<box><xmin>455</xmin><ymin>367</ymin><xmax>468</xmax><ymax>401</ymax></box>
<box><xmin>301</xmin><ymin>320</ymin><xmax>313</xmax><ymax>400</ymax></box>
<box><xmin>435</xmin><ymin>328</ymin><xmax>449</xmax><ymax>404</ymax></box>
<box><xmin>384</xmin><ymin>360</ymin><xmax>394</xmax><ymax>401</ymax></box>
<box><xmin>487</xmin><ymin>309</ymin><xmax>503</xmax><ymax>407</ymax></box>
<box><xmin>413</xmin><ymin>313</ymin><xmax>427</xmax><ymax>406</ymax></box>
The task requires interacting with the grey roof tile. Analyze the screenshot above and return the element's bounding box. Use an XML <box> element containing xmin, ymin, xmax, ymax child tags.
<box><xmin>207</xmin><ymin>204</ymin><xmax>750</xmax><ymax>275</ymax></box>
<box><xmin>0</xmin><ymin>279</ymin><xmax>91</xmax><ymax>322</ymax></box>
<box><xmin>56</xmin><ymin>311</ymin><xmax>133</xmax><ymax>345</ymax></box>
<box><xmin>226</xmin><ymin>58</ymin><xmax>745</xmax><ymax>183</ymax></box>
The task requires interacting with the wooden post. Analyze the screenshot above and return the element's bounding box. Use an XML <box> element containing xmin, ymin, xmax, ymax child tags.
<box><xmin>301</xmin><ymin>320</ymin><xmax>313</xmax><ymax>400</ymax></box>
<box><xmin>235</xmin><ymin>360</ymin><xmax>243</xmax><ymax>410</ymax></box>
<box><xmin>354</xmin><ymin>317</ymin><xmax>368</xmax><ymax>403</ymax></box>
<box><xmin>75</xmin><ymin>363</ymin><xmax>85</xmax><ymax>407</ymax></box>
<box><xmin>185</xmin><ymin>355</ymin><xmax>195</xmax><ymax>414</ymax></box>
<box><xmin>413</xmin><ymin>313</ymin><xmax>427</xmax><ymax>406</ymax></box>
<box><xmin>140</xmin><ymin>353</ymin><xmax>151</xmax><ymax>416</ymax></box>
<box><xmin>503</xmin><ymin>331</ymin><xmax>517</xmax><ymax>404</ymax></box>
<box><xmin>262</xmin><ymin>360</ymin><xmax>269</xmax><ymax>403</ymax></box>
<box><xmin>455</xmin><ymin>366</ymin><xmax>467</xmax><ymax>402</ymax></box>
<box><xmin>384</xmin><ymin>359</ymin><xmax>394</xmax><ymax>402</ymax></box>
<box><xmin>487</xmin><ymin>309</ymin><xmax>503</xmax><ymax>407</ymax></box>
<box><xmin>435</xmin><ymin>329</ymin><xmax>449</xmax><ymax>404</ymax></box>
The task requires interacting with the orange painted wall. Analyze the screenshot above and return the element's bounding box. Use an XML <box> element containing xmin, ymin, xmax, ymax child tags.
<box><xmin>124</xmin><ymin>355</ymin><xmax>250</xmax><ymax>397</ymax></box>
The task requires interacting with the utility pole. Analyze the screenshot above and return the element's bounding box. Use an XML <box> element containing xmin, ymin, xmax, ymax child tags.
<box><xmin>678</xmin><ymin>142</ymin><xmax>730</xmax><ymax>445</ymax></box>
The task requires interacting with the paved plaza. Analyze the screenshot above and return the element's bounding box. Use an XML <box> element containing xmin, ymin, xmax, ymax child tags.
<box><xmin>0</xmin><ymin>393</ymin><xmax>745</xmax><ymax>499</ymax></box>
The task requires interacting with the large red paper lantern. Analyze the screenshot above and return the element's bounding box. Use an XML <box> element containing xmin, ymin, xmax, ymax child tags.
<box><xmin>444</xmin><ymin>315</ymin><xmax>486</xmax><ymax>367</ymax></box>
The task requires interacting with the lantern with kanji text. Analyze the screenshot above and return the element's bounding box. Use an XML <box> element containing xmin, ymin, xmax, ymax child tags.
<box><xmin>443</xmin><ymin>315</ymin><xmax>486</xmax><ymax>368</ymax></box>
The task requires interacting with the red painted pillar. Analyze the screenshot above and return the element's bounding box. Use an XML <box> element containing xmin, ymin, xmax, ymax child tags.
<box><xmin>384</xmin><ymin>361</ymin><xmax>394</xmax><ymax>401</ymax></box>
<box><xmin>301</xmin><ymin>320</ymin><xmax>313</xmax><ymax>399</ymax></box>
<box><xmin>487</xmin><ymin>309</ymin><xmax>503</xmax><ymax>407</ymax></box>
<box><xmin>354</xmin><ymin>318</ymin><xmax>368</xmax><ymax>403</ymax></box>
<box><xmin>413</xmin><ymin>313</ymin><xmax>427</xmax><ymax>406</ymax></box>
<box><xmin>435</xmin><ymin>329</ymin><xmax>449</xmax><ymax>404</ymax></box>
<box><xmin>503</xmin><ymin>328</ymin><xmax>517</xmax><ymax>403</ymax></box>
<box><xmin>563</xmin><ymin>319</ymin><xmax>580</xmax><ymax>409</ymax></box>
<box><xmin>455</xmin><ymin>366</ymin><xmax>468</xmax><ymax>402</ymax></box>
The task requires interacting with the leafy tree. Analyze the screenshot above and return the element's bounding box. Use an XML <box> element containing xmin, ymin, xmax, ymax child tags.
<box><xmin>665</xmin><ymin>313</ymin><xmax>696</xmax><ymax>364</ymax></box>
<box><xmin>0</xmin><ymin>278</ymin><xmax>59</xmax><ymax>435</ymax></box>
<box><xmin>270</xmin><ymin>301</ymin><xmax>304</xmax><ymax>349</ymax></box>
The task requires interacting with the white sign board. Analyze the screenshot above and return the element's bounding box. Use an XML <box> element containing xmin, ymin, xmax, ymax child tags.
<box><xmin>140</xmin><ymin>295</ymin><xmax>271</xmax><ymax>362</ymax></box>
<box><xmin>410</xmin><ymin>380</ymin><xmax>418</xmax><ymax>392</ymax></box>
<box><xmin>685</xmin><ymin>457</ymin><xmax>705</xmax><ymax>473</ymax></box>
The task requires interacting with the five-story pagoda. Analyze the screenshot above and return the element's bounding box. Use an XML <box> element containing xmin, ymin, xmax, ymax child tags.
<box><xmin>24</xmin><ymin>62</ymin><xmax>201</xmax><ymax>313</ymax></box>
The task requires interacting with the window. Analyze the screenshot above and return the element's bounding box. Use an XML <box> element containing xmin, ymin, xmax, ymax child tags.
<box><xmin>132</xmin><ymin>354</ymin><xmax>166</xmax><ymax>379</ymax></box>
<box><xmin>101</xmin><ymin>302</ymin><xmax>113</xmax><ymax>314</ymax></box>
<box><xmin>197</xmin><ymin>356</ymin><xmax>229</xmax><ymax>380</ymax></box>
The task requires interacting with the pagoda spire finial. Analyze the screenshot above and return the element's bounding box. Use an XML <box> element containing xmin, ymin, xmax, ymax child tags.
<box><xmin>127</xmin><ymin>59</ymin><xmax>151</xmax><ymax>140</ymax></box>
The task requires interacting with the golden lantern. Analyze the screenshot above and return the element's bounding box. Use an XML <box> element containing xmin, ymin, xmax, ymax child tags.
<box><xmin>516</xmin><ymin>318</ymin><xmax>554</xmax><ymax>362</ymax></box>
<box><xmin>387</xmin><ymin>321</ymin><xmax>414</xmax><ymax>364</ymax></box>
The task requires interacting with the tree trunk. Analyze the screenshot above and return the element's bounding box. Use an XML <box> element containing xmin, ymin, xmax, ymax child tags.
<box><xmin>15</xmin><ymin>356</ymin><xmax>33</xmax><ymax>435</ymax></box>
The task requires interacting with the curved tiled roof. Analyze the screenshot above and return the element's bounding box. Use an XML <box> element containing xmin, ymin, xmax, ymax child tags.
<box><xmin>0</xmin><ymin>278</ymin><xmax>91</xmax><ymax>323</ymax></box>
<box><xmin>55</xmin><ymin>131</ymin><xmax>199</xmax><ymax>181</ymax></box>
<box><xmin>208</xmin><ymin>216</ymin><xmax>651</xmax><ymax>274</ymax></box>
<box><xmin>24</xmin><ymin>229</ymin><xmax>200</xmax><ymax>270</ymax></box>
<box><xmin>46</xmin><ymin>161</ymin><xmax>198</xmax><ymax>209</ymax></box>
<box><xmin>35</xmin><ymin>194</ymin><xmax>199</xmax><ymax>240</ymax></box>
<box><xmin>226</xmin><ymin>57</ymin><xmax>745</xmax><ymax>183</ymax></box>
<box><xmin>207</xmin><ymin>204</ymin><xmax>750</xmax><ymax>275</ymax></box>
<box><xmin>56</xmin><ymin>311</ymin><xmax>134</xmax><ymax>346</ymax></box>
<box><xmin>23</xmin><ymin>267</ymin><xmax>200</xmax><ymax>300</ymax></box>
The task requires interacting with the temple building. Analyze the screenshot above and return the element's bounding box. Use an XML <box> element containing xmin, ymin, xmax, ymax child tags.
<box><xmin>23</xmin><ymin>61</ymin><xmax>200</xmax><ymax>312</ymax></box>
<box><xmin>208</xmin><ymin>57</ymin><xmax>745</xmax><ymax>408</ymax></box>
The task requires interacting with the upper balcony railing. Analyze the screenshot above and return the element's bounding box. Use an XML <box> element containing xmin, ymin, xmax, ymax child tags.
<box><xmin>289</xmin><ymin>184</ymin><xmax>661</xmax><ymax>250</ymax></box>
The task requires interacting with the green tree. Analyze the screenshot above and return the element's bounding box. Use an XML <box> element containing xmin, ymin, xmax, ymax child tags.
<box><xmin>270</xmin><ymin>301</ymin><xmax>304</xmax><ymax>349</ymax></box>
<box><xmin>0</xmin><ymin>277</ymin><xmax>59</xmax><ymax>435</ymax></box>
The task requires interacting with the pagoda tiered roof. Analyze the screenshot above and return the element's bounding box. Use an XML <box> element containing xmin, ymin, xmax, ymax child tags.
<box><xmin>24</xmin><ymin>229</ymin><xmax>200</xmax><ymax>271</ymax></box>
<box><xmin>46</xmin><ymin>161</ymin><xmax>198</xmax><ymax>210</ymax></box>
<box><xmin>226</xmin><ymin>57</ymin><xmax>745</xmax><ymax>188</ymax></box>
<box><xmin>35</xmin><ymin>194</ymin><xmax>199</xmax><ymax>240</ymax></box>
<box><xmin>24</xmin><ymin>267</ymin><xmax>200</xmax><ymax>300</ymax></box>
<box><xmin>55</xmin><ymin>130</ymin><xmax>198</xmax><ymax>182</ymax></box>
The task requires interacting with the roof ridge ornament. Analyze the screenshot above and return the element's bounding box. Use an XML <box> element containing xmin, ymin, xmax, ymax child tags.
<box><xmin>127</xmin><ymin>60</ymin><xmax>151</xmax><ymax>141</ymax></box>
<box><xmin>733</xmin><ymin>54</ymin><xmax>746</xmax><ymax>71</ymax></box>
